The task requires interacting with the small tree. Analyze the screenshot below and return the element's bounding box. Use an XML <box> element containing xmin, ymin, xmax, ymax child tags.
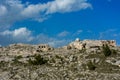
<box><xmin>102</xmin><ymin>44</ymin><xmax>112</xmax><ymax>57</ymax></box>
<box><xmin>12</xmin><ymin>55</ymin><xmax>22</xmax><ymax>64</ymax></box>
<box><xmin>87</xmin><ymin>61</ymin><xmax>96</xmax><ymax>70</ymax></box>
<box><xmin>28</xmin><ymin>54</ymin><xmax>48</xmax><ymax>65</ymax></box>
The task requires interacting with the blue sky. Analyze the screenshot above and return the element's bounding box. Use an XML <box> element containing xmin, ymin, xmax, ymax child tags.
<box><xmin>0</xmin><ymin>0</ymin><xmax>120</xmax><ymax>47</ymax></box>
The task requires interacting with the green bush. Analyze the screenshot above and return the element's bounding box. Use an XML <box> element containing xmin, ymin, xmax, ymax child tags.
<box><xmin>102</xmin><ymin>44</ymin><xmax>112</xmax><ymax>57</ymax></box>
<box><xmin>111</xmin><ymin>49</ymin><xmax>117</xmax><ymax>55</ymax></box>
<box><xmin>12</xmin><ymin>55</ymin><xmax>22</xmax><ymax>64</ymax></box>
<box><xmin>28</xmin><ymin>54</ymin><xmax>48</xmax><ymax>65</ymax></box>
<box><xmin>87</xmin><ymin>61</ymin><xmax>96</xmax><ymax>70</ymax></box>
<box><xmin>16</xmin><ymin>55</ymin><xmax>22</xmax><ymax>59</ymax></box>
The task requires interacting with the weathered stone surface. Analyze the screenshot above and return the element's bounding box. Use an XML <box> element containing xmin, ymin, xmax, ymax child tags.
<box><xmin>0</xmin><ymin>39</ymin><xmax>119</xmax><ymax>80</ymax></box>
<box><xmin>66</xmin><ymin>38</ymin><xmax>116</xmax><ymax>50</ymax></box>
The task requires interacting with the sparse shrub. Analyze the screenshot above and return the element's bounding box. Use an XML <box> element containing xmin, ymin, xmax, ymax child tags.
<box><xmin>12</xmin><ymin>55</ymin><xmax>22</xmax><ymax>64</ymax></box>
<box><xmin>12</xmin><ymin>58</ymin><xmax>19</xmax><ymax>63</ymax></box>
<box><xmin>111</xmin><ymin>49</ymin><xmax>117</xmax><ymax>55</ymax></box>
<box><xmin>87</xmin><ymin>61</ymin><xmax>96</xmax><ymax>70</ymax></box>
<box><xmin>55</xmin><ymin>55</ymin><xmax>61</xmax><ymax>59</ymax></box>
<box><xmin>111</xmin><ymin>60</ymin><xmax>116</xmax><ymax>63</ymax></box>
<box><xmin>102</xmin><ymin>44</ymin><xmax>112</xmax><ymax>57</ymax></box>
<box><xmin>50</xmin><ymin>58</ymin><xmax>56</xmax><ymax>63</ymax></box>
<box><xmin>16</xmin><ymin>55</ymin><xmax>22</xmax><ymax>59</ymax></box>
<box><xmin>28</xmin><ymin>54</ymin><xmax>48</xmax><ymax>65</ymax></box>
<box><xmin>67</xmin><ymin>45</ymin><xmax>72</xmax><ymax>50</ymax></box>
<box><xmin>79</xmin><ymin>48</ymin><xmax>86</xmax><ymax>53</ymax></box>
<box><xmin>0</xmin><ymin>61</ymin><xmax>6</xmax><ymax>67</ymax></box>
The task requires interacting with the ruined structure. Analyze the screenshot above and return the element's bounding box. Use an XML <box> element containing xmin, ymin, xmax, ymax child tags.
<box><xmin>36</xmin><ymin>44</ymin><xmax>54</xmax><ymax>52</ymax></box>
<box><xmin>66</xmin><ymin>38</ymin><xmax>116</xmax><ymax>50</ymax></box>
<box><xmin>68</xmin><ymin>38</ymin><xmax>85</xmax><ymax>50</ymax></box>
<box><xmin>83</xmin><ymin>39</ymin><xmax>116</xmax><ymax>49</ymax></box>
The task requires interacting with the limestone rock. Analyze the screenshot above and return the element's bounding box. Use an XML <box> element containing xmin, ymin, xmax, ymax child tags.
<box><xmin>67</xmin><ymin>39</ymin><xmax>116</xmax><ymax>51</ymax></box>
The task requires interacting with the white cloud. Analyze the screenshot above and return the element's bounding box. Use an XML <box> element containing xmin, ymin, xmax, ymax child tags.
<box><xmin>58</xmin><ymin>31</ymin><xmax>70</xmax><ymax>37</ymax></box>
<box><xmin>77</xmin><ymin>30</ymin><xmax>83</xmax><ymax>34</ymax></box>
<box><xmin>46</xmin><ymin>0</ymin><xmax>92</xmax><ymax>14</ymax></box>
<box><xmin>33</xmin><ymin>33</ymin><xmax>71</xmax><ymax>47</ymax></box>
<box><xmin>0</xmin><ymin>0</ymin><xmax>24</xmax><ymax>30</ymax></box>
<box><xmin>72</xmin><ymin>30</ymin><xmax>83</xmax><ymax>36</ymax></box>
<box><xmin>0</xmin><ymin>27</ymin><xmax>34</xmax><ymax>42</ymax></box>
<box><xmin>0</xmin><ymin>0</ymin><xmax>92</xmax><ymax>29</ymax></box>
<box><xmin>21</xmin><ymin>0</ymin><xmax>92</xmax><ymax>16</ymax></box>
<box><xmin>0</xmin><ymin>27</ymin><xmax>71</xmax><ymax>47</ymax></box>
<box><xmin>0</xmin><ymin>5</ymin><xmax>7</xmax><ymax>16</ymax></box>
<box><xmin>48</xmin><ymin>39</ymin><xmax>71</xmax><ymax>47</ymax></box>
<box><xmin>21</xmin><ymin>4</ymin><xmax>47</xmax><ymax>18</ymax></box>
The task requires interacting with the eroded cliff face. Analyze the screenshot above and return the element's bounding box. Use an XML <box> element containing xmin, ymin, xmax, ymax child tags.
<box><xmin>0</xmin><ymin>39</ymin><xmax>120</xmax><ymax>80</ymax></box>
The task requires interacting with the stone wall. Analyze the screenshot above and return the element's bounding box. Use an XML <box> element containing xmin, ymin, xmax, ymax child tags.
<box><xmin>83</xmin><ymin>40</ymin><xmax>116</xmax><ymax>49</ymax></box>
<box><xmin>66</xmin><ymin>38</ymin><xmax>116</xmax><ymax>50</ymax></box>
<box><xmin>36</xmin><ymin>44</ymin><xmax>54</xmax><ymax>52</ymax></box>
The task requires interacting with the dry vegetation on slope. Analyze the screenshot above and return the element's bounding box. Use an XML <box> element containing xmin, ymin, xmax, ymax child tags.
<box><xmin>0</xmin><ymin>43</ymin><xmax>120</xmax><ymax>80</ymax></box>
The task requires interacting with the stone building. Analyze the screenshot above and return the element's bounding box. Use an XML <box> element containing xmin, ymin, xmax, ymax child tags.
<box><xmin>36</xmin><ymin>44</ymin><xmax>54</xmax><ymax>52</ymax></box>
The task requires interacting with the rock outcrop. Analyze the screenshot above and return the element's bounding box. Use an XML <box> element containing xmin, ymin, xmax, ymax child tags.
<box><xmin>65</xmin><ymin>38</ymin><xmax>116</xmax><ymax>50</ymax></box>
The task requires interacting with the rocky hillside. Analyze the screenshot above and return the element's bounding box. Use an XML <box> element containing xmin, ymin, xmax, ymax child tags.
<box><xmin>0</xmin><ymin>42</ymin><xmax>120</xmax><ymax>80</ymax></box>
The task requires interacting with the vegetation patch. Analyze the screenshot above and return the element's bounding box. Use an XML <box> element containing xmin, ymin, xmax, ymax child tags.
<box><xmin>28</xmin><ymin>54</ymin><xmax>48</xmax><ymax>65</ymax></box>
<box><xmin>96</xmin><ymin>61</ymin><xmax>120</xmax><ymax>73</ymax></box>
<box><xmin>87</xmin><ymin>60</ymin><xmax>96</xmax><ymax>70</ymax></box>
<box><xmin>102</xmin><ymin>44</ymin><xmax>112</xmax><ymax>57</ymax></box>
<box><xmin>0</xmin><ymin>61</ymin><xmax>8</xmax><ymax>68</ymax></box>
<box><xmin>12</xmin><ymin>55</ymin><xmax>23</xmax><ymax>64</ymax></box>
<box><xmin>85</xmin><ymin>53</ymin><xmax>104</xmax><ymax>59</ymax></box>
